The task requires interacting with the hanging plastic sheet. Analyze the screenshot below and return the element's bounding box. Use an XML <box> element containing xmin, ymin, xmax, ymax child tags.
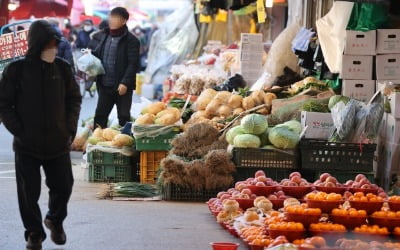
<box><xmin>291</xmin><ymin>28</ymin><xmax>315</xmax><ymax>52</ymax></box>
<box><xmin>347</xmin><ymin>2</ymin><xmax>389</xmax><ymax>31</ymax></box>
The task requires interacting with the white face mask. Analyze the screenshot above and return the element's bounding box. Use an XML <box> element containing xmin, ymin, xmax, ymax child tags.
<box><xmin>83</xmin><ymin>25</ymin><xmax>92</xmax><ymax>32</ymax></box>
<box><xmin>41</xmin><ymin>48</ymin><xmax>57</xmax><ymax>63</ymax></box>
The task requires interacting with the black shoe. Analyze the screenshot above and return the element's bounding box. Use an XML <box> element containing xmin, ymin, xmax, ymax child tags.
<box><xmin>26</xmin><ymin>232</ymin><xmax>43</xmax><ymax>250</ymax></box>
<box><xmin>44</xmin><ymin>218</ymin><xmax>66</xmax><ymax>245</ymax></box>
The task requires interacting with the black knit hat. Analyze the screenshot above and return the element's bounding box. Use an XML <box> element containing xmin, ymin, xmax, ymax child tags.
<box><xmin>110</xmin><ymin>7</ymin><xmax>129</xmax><ymax>20</ymax></box>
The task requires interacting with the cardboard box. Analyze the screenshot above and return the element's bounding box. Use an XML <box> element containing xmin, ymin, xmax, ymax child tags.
<box><xmin>241</xmin><ymin>43</ymin><xmax>264</xmax><ymax>52</ymax></box>
<box><xmin>301</xmin><ymin>111</ymin><xmax>335</xmax><ymax>140</ymax></box>
<box><xmin>377</xmin><ymin>29</ymin><xmax>400</xmax><ymax>54</ymax></box>
<box><xmin>386</xmin><ymin>113</ymin><xmax>400</xmax><ymax>144</ymax></box>
<box><xmin>241</xmin><ymin>33</ymin><xmax>263</xmax><ymax>43</ymax></box>
<box><xmin>341</xmin><ymin>55</ymin><xmax>373</xmax><ymax>80</ymax></box>
<box><xmin>376</xmin><ymin>142</ymin><xmax>400</xmax><ymax>190</ymax></box>
<box><xmin>376</xmin><ymin>54</ymin><xmax>400</xmax><ymax>80</ymax></box>
<box><xmin>345</xmin><ymin>30</ymin><xmax>376</xmax><ymax>55</ymax></box>
<box><xmin>342</xmin><ymin>80</ymin><xmax>375</xmax><ymax>103</ymax></box>
<box><xmin>390</xmin><ymin>92</ymin><xmax>400</xmax><ymax>118</ymax></box>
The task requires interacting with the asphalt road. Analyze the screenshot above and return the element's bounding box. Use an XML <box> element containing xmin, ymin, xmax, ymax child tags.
<box><xmin>0</xmin><ymin>95</ymin><xmax>244</xmax><ymax>250</ymax></box>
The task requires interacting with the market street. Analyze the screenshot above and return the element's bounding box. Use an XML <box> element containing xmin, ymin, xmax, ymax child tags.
<box><xmin>0</xmin><ymin>95</ymin><xmax>244</xmax><ymax>250</ymax></box>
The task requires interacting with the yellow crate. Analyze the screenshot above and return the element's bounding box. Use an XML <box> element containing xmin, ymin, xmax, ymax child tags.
<box><xmin>140</xmin><ymin>151</ymin><xmax>168</xmax><ymax>184</ymax></box>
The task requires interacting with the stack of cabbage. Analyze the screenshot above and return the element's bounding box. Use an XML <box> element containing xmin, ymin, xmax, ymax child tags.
<box><xmin>87</xmin><ymin>128</ymin><xmax>134</xmax><ymax>148</ymax></box>
<box><xmin>185</xmin><ymin>89</ymin><xmax>277</xmax><ymax>130</ymax></box>
<box><xmin>226</xmin><ymin>114</ymin><xmax>302</xmax><ymax>150</ymax></box>
<box><xmin>134</xmin><ymin>102</ymin><xmax>181</xmax><ymax>126</ymax></box>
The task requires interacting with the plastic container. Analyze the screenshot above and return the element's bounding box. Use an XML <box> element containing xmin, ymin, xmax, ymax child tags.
<box><xmin>135</xmin><ymin>131</ymin><xmax>179</xmax><ymax>151</ymax></box>
<box><xmin>247</xmin><ymin>185</ymin><xmax>277</xmax><ymax>196</ymax></box>
<box><xmin>348</xmin><ymin>187</ymin><xmax>378</xmax><ymax>194</ymax></box>
<box><xmin>308</xmin><ymin>230</ymin><xmax>347</xmax><ymax>245</ymax></box>
<box><xmin>349</xmin><ymin>201</ymin><xmax>383</xmax><ymax>215</ymax></box>
<box><xmin>315</xmin><ymin>186</ymin><xmax>348</xmax><ymax>195</ymax></box>
<box><xmin>299</xmin><ymin>140</ymin><xmax>376</xmax><ymax>171</ymax></box>
<box><xmin>329</xmin><ymin>215</ymin><xmax>367</xmax><ymax>229</ymax></box>
<box><xmin>87</xmin><ymin>150</ymin><xmax>132</xmax><ymax>165</ymax></box>
<box><xmin>210</xmin><ymin>242</ymin><xmax>240</xmax><ymax>250</ymax></box>
<box><xmin>388</xmin><ymin>201</ymin><xmax>400</xmax><ymax>212</ymax></box>
<box><xmin>89</xmin><ymin>164</ymin><xmax>132</xmax><ymax>182</ymax></box>
<box><xmin>281</xmin><ymin>186</ymin><xmax>313</xmax><ymax>199</ymax></box>
<box><xmin>234</xmin><ymin>198</ymin><xmax>255</xmax><ymax>210</ymax></box>
<box><xmin>140</xmin><ymin>151</ymin><xmax>168</xmax><ymax>184</ymax></box>
<box><xmin>161</xmin><ymin>183</ymin><xmax>223</xmax><ymax>202</ymax></box>
<box><xmin>306</xmin><ymin>200</ymin><xmax>344</xmax><ymax>213</ymax></box>
<box><xmin>232</xmin><ymin>147</ymin><xmax>298</xmax><ymax>169</ymax></box>
<box><xmin>285</xmin><ymin>213</ymin><xmax>320</xmax><ymax>227</ymax></box>
<box><xmin>268</xmin><ymin>229</ymin><xmax>305</xmax><ymax>242</ymax></box>
<box><xmin>368</xmin><ymin>216</ymin><xmax>400</xmax><ymax>231</ymax></box>
<box><xmin>270</xmin><ymin>199</ymin><xmax>285</xmax><ymax>210</ymax></box>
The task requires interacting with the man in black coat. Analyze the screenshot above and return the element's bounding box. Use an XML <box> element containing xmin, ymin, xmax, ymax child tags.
<box><xmin>0</xmin><ymin>20</ymin><xmax>81</xmax><ymax>250</ymax></box>
<box><xmin>93</xmin><ymin>7</ymin><xmax>140</xmax><ymax>128</ymax></box>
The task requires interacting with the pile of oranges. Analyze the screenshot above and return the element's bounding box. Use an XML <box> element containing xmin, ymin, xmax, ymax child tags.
<box><xmin>372</xmin><ymin>211</ymin><xmax>400</xmax><ymax>218</ymax></box>
<box><xmin>306</xmin><ymin>192</ymin><xmax>342</xmax><ymax>201</ymax></box>
<box><xmin>348</xmin><ymin>192</ymin><xmax>384</xmax><ymax>202</ymax></box>
<box><xmin>332</xmin><ymin>208</ymin><xmax>367</xmax><ymax>217</ymax></box>
<box><xmin>309</xmin><ymin>223</ymin><xmax>346</xmax><ymax>232</ymax></box>
<box><xmin>240</xmin><ymin>226</ymin><xmax>270</xmax><ymax>246</ymax></box>
<box><xmin>354</xmin><ymin>225</ymin><xmax>389</xmax><ymax>235</ymax></box>
<box><xmin>268</xmin><ymin>222</ymin><xmax>305</xmax><ymax>231</ymax></box>
<box><xmin>388</xmin><ymin>196</ymin><xmax>400</xmax><ymax>203</ymax></box>
<box><xmin>394</xmin><ymin>227</ymin><xmax>400</xmax><ymax>235</ymax></box>
<box><xmin>285</xmin><ymin>205</ymin><xmax>322</xmax><ymax>216</ymax></box>
<box><xmin>264</xmin><ymin>211</ymin><xmax>283</xmax><ymax>225</ymax></box>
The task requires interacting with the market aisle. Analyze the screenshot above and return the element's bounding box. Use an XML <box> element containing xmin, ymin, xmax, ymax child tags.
<box><xmin>0</xmin><ymin>96</ymin><xmax>244</xmax><ymax>250</ymax></box>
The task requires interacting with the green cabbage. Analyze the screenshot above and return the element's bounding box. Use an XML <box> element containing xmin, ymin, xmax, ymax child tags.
<box><xmin>233</xmin><ymin>134</ymin><xmax>261</xmax><ymax>148</ymax></box>
<box><xmin>226</xmin><ymin>125</ymin><xmax>245</xmax><ymax>145</ymax></box>
<box><xmin>240</xmin><ymin>114</ymin><xmax>268</xmax><ymax>135</ymax></box>
<box><xmin>87</xmin><ymin>136</ymin><xmax>105</xmax><ymax>145</ymax></box>
<box><xmin>328</xmin><ymin>95</ymin><xmax>350</xmax><ymax>111</ymax></box>
<box><xmin>259</xmin><ymin>129</ymin><xmax>270</xmax><ymax>146</ymax></box>
<box><xmin>281</xmin><ymin>120</ymin><xmax>302</xmax><ymax>134</ymax></box>
<box><xmin>268</xmin><ymin>127</ymin><xmax>300</xmax><ymax>149</ymax></box>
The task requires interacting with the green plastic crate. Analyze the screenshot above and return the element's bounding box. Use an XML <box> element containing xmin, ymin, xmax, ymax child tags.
<box><xmin>135</xmin><ymin>131</ymin><xmax>179</xmax><ymax>151</ymax></box>
<box><xmin>89</xmin><ymin>164</ymin><xmax>133</xmax><ymax>182</ymax></box>
<box><xmin>161</xmin><ymin>183</ymin><xmax>224</xmax><ymax>201</ymax></box>
<box><xmin>87</xmin><ymin>150</ymin><xmax>132</xmax><ymax>165</ymax></box>
<box><xmin>232</xmin><ymin>148</ymin><xmax>299</xmax><ymax>169</ymax></box>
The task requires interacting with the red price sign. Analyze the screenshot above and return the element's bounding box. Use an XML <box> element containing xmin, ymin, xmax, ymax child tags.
<box><xmin>0</xmin><ymin>30</ymin><xmax>28</xmax><ymax>60</ymax></box>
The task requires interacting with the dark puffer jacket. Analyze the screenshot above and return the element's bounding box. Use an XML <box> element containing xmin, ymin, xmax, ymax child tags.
<box><xmin>93</xmin><ymin>26</ymin><xmax>140</xmax><ymax>91</ymax></box>
<box><xmin>0</xmin><ymin>20</ymin><xmax>82</xmax><ymax>160</ymax></box>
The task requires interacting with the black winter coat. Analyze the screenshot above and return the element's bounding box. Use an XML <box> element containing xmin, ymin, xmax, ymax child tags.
<box><xmin>0</xmin><ymin>20</ymin><xmax>82</xmax><ymax>160</ymax></box>
<box><xmin>93</xmin><ymin>26</ymin><xmax>140</xmax><ymax>91</ymax></box>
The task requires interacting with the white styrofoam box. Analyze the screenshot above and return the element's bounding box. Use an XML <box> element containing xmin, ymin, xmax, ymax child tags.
<box><xmin>301</xmin><ymin>111</ymin><xmax>335</xmax><ymax>140</ymax></box>
<box><xmin>341</xmin><ymin>55</ymin><xmax>373</xmax><ymax>80</ymax></box>
<box><xmin>342</xmin><ymin>80</ymin><xmax>375</xmax><ymax>103</ymax></box>
<box><xmin>386</xmin><ymin>113</ymin><xmax>400</xmax><ymax>144</ymax></box>
<box><xmin>390</xmin><ymin>92</ymin><xmax>400</xmax><ymax>119</ymax></box>
<box><xmin>385</xmin><ymin>143</ymin><xmax>400</xmax><ymax>174</ymax></box>
<box><xmin>377</xmin><ymin>29</ymin><xmax>400</xmax><ymax>54</ymax></box>
<box><xmin>241</xmin><ymin>33</ymin><xmax>263</xmax><ymax>43</ymax></box>
<box><xmin>345</xmin><ymin>30</ymin><xmax>376</xmax><ymax>55</ymax></box>
<box><xmin>376</xmin><ymin>54</ymin><xmax>400</xmax><ymax>80</ymax></box>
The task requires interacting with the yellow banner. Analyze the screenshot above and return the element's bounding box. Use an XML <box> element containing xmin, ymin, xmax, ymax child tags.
<box><xmin>257</xmin><ymin>0</ymin><xmax>266</xmax><ymax>23</ymax></box>
<box><xmin>199</xmin><ymin>14</ymin><xmax>212</xmax><ymax>23</ymax></box>
<box><xmin>215</xmin><ymin>9</ymin><xmax>228</xmax><ymax>23</ymax></box>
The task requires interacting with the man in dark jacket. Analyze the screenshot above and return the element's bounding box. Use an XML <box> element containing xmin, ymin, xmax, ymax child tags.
<box><xmin>93</xmin><ymin>7</ymin><xmax>140</xmax><ymax>128</ymax></box>
<box><xmin>0</xmin><ymin>20</ymin><xmax>81</xmax><ymax>250</ymax></box>
<box><xmin>75</xmin><ymin>19</ymin><xmax>95</xmax><ymax>49</ymax></box>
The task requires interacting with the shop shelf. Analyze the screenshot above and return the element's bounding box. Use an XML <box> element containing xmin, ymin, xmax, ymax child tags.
<box><xmin>299</xmin><ymin>140</ymin><xmax>376</xmax><ymax>172</ymax></box>
<box><xmin>140</xmin><ymin>151</ymin><xmax>168</xmax><ymax>184</ymax></box>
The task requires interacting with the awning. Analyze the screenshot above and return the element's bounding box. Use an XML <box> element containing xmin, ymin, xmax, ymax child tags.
<box><xmin>10</xmin><ymin>0</ymin><xmax>73</xmax><ymax>19</ymax></box>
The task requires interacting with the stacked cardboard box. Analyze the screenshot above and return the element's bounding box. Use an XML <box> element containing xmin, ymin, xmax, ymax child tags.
<box><xmin>341</xmin><ymin>30</ymin><xmax>376</xmax><ymax>103</ymax></box>
<box><xmin>239</xmin><ymin>33</ymin><xmax>264</xmax><ymax>86</ymax></box>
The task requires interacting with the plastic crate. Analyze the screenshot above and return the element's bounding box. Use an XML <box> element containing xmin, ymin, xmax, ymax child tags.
<box><xmin>161</xmin><ymin>183</ymin><xmax>223</xmax><ymax>201</ymax></box>
<box><xmin>299</xmin><ymin>140</ymin><xmax>376</xmax><ymax>171</ymax></box>
<box><xmin>234</xmin><ymin>167</ymin><xmax>293</xmax><ymax>182</ymax></box>
<box><xmin>87</xmin><ymin>150</ymin><xmax>132</xmax><ymax>165</ymax></box>
<box><xmin>232</xmin><ymin>148</ymin><xmax>299</xmax><ymax>169</ymax></box>
<box><xmin>135</xmin><ymin>131</ymin><xmax>179</xmax><ymax>151</ymax></box>
<box><xmin>89</xmin><ymin>164</ymin><xmax>132</xmax><ymax>182</ymax></box>
<box><xmin>140</xmin><ymin>151</ymin><xmax>168</xmax><ymax>184</ymax></box>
